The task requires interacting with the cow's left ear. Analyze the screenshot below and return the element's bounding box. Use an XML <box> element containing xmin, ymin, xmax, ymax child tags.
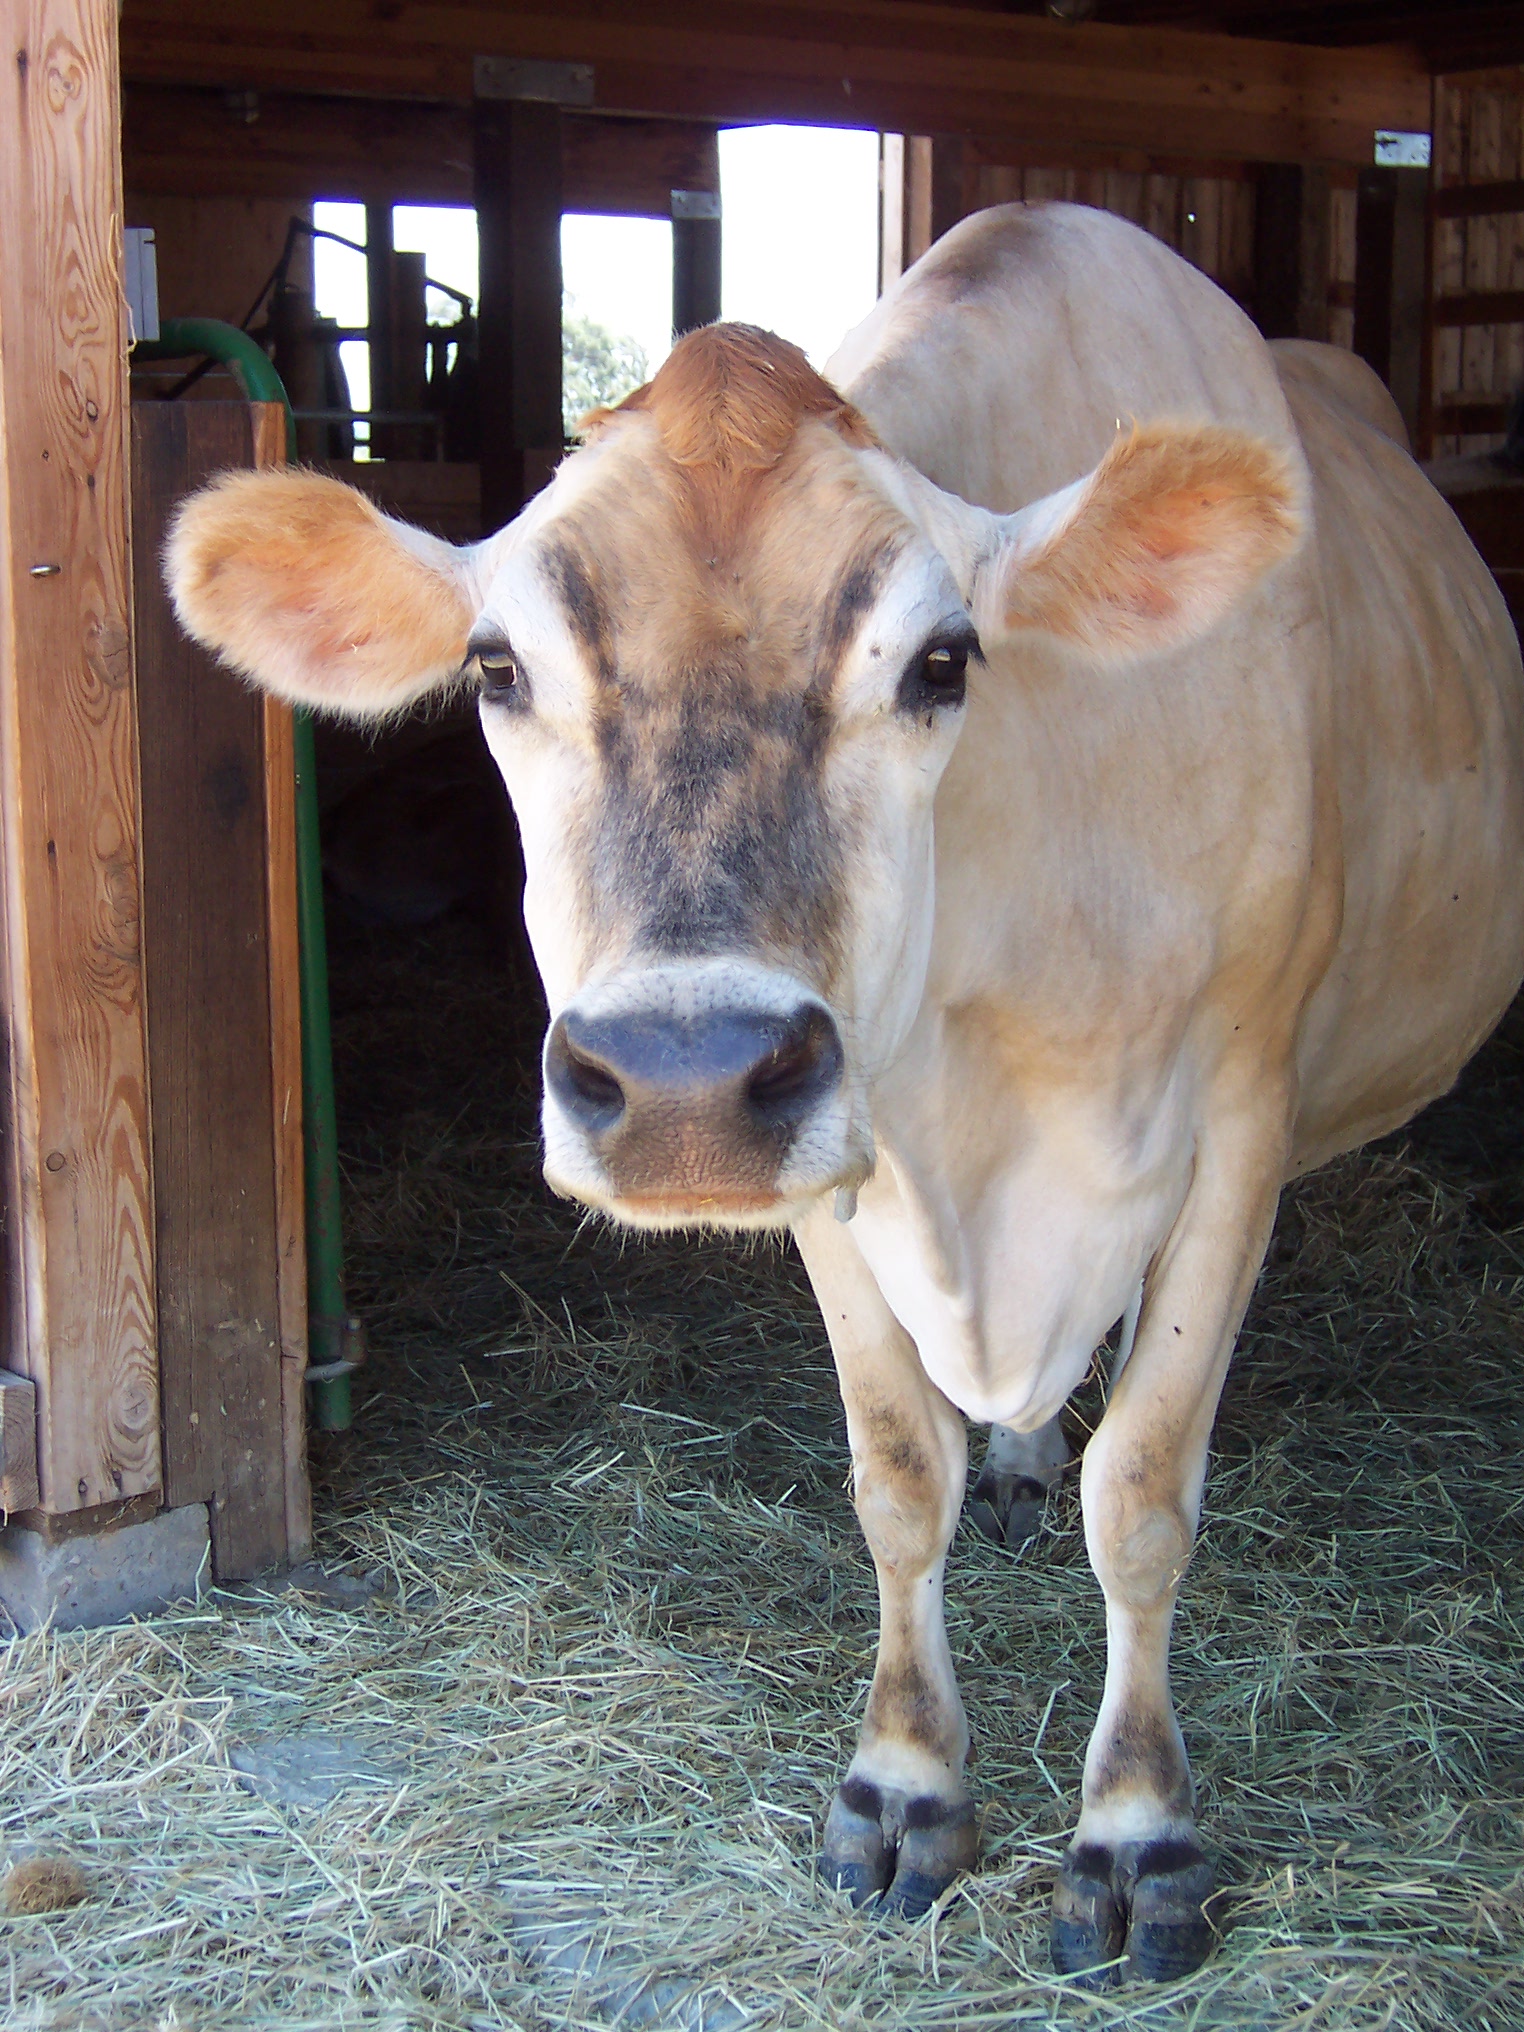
<box><xmin>167</xmin><ymin>467</ymin><xmax>480</xmax><ymax>718</ymax></box>
<box><xmin>971</xmin><ymin>424</ymin><xmax>1302</xmax><ymax>663</ymax></box>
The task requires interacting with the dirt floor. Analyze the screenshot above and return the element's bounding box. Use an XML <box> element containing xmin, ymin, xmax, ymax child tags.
<box><xmin>5</xmin><ymin>903</ymin><xmax>1524</xmax><ymax>2031</ymax></box>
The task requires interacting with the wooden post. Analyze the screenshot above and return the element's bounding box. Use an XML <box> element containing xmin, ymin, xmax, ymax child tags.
<box><xmin>882</xmin><ymin>135</ymin><xmax>972</xmax><ymax>283</ymax></box>
<box><xmin>880</xmin><ymin>133</ymin><xmax>906</xmax><ymax>294</ymax></box>
<box><xmin>0</xmin><ymin>0</ymin><xmax>159</xmax><ymax>1519</ymax></box>
<box><xmin>1252</xmin><ymin>162</ymin><xmax>1330</xmax><ymax>343</ymax></box>
<box><xmin>365</xmin><ymin>198</ymin><xmax>394</xmax><ymax>455</ymax></box>
<box><xmin>1355</xmin><ymin>164</ymin><xmax>1429</xmax><ymax>445</ymax></box>
<box><xmin>474</xmin><ymin>95</ymin><xmax>564</xmax><ymax>530</ymax></box>
<box><xmin>672</xmin><ymin>191</ymin><xmax>721</xmax><ymax>338</ymax></box>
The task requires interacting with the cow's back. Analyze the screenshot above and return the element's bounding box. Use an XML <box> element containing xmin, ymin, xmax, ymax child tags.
<box><xmin>1275</xmin><ymin>347</ymin><xmax>1524</xmax><ymax>1167</ymax></box>
<box><xmin>829</xmin><ymin>203</ymin><xmax>1301</xmax><ymax>512</ymax></box>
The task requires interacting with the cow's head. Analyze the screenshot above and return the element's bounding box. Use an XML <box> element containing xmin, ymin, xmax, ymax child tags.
<box><xmin>168</xmin><ymin>325</ymin><xmax>1299</xmax><ymax>1230</ymax></box>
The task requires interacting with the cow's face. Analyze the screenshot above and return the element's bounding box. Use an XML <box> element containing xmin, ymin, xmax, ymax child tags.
<box><xmin>168</xmin><ymin>325</ymin><xmax>1298</xmax><ymax>1231</ymax></box>
<box><xmin>463</xmin><ymin>356</ymin><xmax>979</xmax><ymax>1225</ymax></box>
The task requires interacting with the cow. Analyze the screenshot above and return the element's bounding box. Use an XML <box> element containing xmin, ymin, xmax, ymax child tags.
<box><xmin>165</xmin><ymin>203</ymin><xmax>1524</xmax><ymax>1985</ymax></box>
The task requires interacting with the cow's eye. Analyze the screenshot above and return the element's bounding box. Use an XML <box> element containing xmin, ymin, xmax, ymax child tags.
<box><xmin>901</xmin><ymin>634</ymin><xmax>977</xmax><ymax>713</ymax></box>
<box><xmin>471</xmin><ymin>643</ymin><xmax>521</xmax><ymax>699</ymax></box>
<box><xmin>922</xmin><ymin>645</ymin><xmax>968</xmax><ymax>690</ymax></box>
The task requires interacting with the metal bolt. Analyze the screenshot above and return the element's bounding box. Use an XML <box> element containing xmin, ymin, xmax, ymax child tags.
<box><xmin>29</xmin><ymin>563</ymin><xmax>60</xmax><ymax>577</ymax></box>
<box><xmin>45</xmin><ymin>1151</ymin><xmax>65</xmax><ymax>1172</ymax></box>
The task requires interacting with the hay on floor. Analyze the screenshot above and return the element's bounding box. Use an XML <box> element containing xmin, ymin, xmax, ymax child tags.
<box><xmin>4</xmin><ymin>911</ymin><xmax>1524</xmax><ymax>2031</ymax></box>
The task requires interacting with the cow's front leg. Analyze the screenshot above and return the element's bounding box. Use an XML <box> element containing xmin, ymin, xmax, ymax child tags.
<box><xmin>1055</xmin><ymin>1119</ymin><xmax>1285</xmax><ymax>1985</ymax></box>
<box><xmin>795</xmin><ymin>1202</ymin><xmax>977</xmax><ymax>1918</ymax></box>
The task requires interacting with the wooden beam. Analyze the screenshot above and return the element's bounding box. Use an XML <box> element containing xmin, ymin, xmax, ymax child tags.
<box><xmin>116</xmin><ymin>0</ymin><xmax>1430</xmax><ymax>169</ymax></box>
<box><xmin>123</xmin><ymin>84</ymin><xmax>718</xmax><ymax>217</ymax></box>
<box><xmin>0</xmin><ymin>0</ymin><xmax>159</xmax><ymax>1517</ymax></box>
<box><xmin>475</xmin><ymin>95</ymin><xmax>564</xmax><ymax>528</ymax></box>
<box><xmin>1433</xmin><ymin>398</ymin><xmax>1511</xmax><ymax>433</ymax></box>
<box><xmin>1433</xmin><ymin>289</ymin><xmax>1524</xmax><ymax>327</ymax></box>
<box><xmin>1434</xmin><ymin>178</ymin><xmax>1524</xmax><ymax>221</ymax></box>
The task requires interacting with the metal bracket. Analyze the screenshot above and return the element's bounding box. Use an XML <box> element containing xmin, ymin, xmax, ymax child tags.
<box><xmin>474</xmin><ymin>56</ymin><xmax>594</xmax><ymax>106</ymax></box>
<box><xmin>672</xmin><ymin>189</ymin><xmax>722</xmax><ymax>222</ymax></box>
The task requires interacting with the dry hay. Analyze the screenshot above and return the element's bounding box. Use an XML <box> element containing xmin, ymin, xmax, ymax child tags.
<box><xmin>4</xmin><ymin>911</ymin><xmax>1524</xmax><ymax>2030</ymax></box>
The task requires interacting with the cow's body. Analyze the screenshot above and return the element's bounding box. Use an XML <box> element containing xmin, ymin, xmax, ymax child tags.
<box><xmin>826</xmin><ymin>211</ymin><xmax>1524</xmax><ymax>1594</ymax></box>
<box><xmin>167</xmin><ymin>203</ymin><xmax>1524</xmax><ymax>1984</ymax></box>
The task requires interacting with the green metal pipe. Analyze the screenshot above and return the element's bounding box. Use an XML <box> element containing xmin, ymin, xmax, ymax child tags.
<box><xmin>134</xmin><ymin>317</ymin><xmax>356</xmax><ymax>1431</ymax></box>
<box><xmin>137</xmin><ymin>319</ymin><xmax>297</xmax><ymax>453</ymax></box>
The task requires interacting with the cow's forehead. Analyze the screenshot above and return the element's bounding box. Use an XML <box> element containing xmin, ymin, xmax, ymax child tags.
<box><xmin>482</xmin><ymin>417</ymin><xmax>925</xmax><ymax>693</ymax></box>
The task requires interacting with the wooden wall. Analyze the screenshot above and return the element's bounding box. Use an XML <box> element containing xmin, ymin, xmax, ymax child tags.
<box><xmin>890</xmin><ymin>140</ymin><xmax>1361</xmax><ymax>356</ymax></box>
<box><xmin>1430</xmin><ymin>75</ymin><xmax>1524</xmax><ymax>457</ymax></box>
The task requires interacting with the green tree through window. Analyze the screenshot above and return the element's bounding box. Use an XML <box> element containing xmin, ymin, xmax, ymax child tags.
<box><xmin>563</xmin><ymin>306</ymin><xmax>649</xmax><ymax>441</ymax></box>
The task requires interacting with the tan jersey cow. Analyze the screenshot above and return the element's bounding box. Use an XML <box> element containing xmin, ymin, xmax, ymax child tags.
<box><xmin>167</xmin><ymin>203</ymin><xmax>1524</xmax><ymax>1985</ymax></box>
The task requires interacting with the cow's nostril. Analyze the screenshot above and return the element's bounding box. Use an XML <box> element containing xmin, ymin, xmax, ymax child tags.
<box><xmin>545</xmin><ymin>1018</ymin><xmax>627</xmax><ymax>1132</ymax></box>
<box><xmin>745</xmin><ymin>1005</ymin><xmax>843</xmax><ymax>1131</ymax></box>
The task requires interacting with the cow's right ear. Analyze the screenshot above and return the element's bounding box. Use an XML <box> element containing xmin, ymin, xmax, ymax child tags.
<box><xmin>166</xmin><ymin>468</ymin><xmax>479</xmax><ymax>719</ymax></box>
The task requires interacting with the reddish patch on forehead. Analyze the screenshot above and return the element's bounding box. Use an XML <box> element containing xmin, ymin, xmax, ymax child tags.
<box><xmin>584</xmin><ymin>325</ymin><xmax>878</xmax><ymax>548</ymax></box>
<box><xmin>627</xmin><ymin>323</ymin><xmax>877</xmax><ymax>470</ymax></box>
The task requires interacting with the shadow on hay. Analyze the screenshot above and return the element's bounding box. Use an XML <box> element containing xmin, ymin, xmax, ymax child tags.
<box><xmin>323</xmin><ymin>905</ymin><xmax>1524</xmax><ymax>1501</ymax></box>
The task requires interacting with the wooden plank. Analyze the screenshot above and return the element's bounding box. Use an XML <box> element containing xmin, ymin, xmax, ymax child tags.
<box><xmin>1433</xmin><ymin>290</ymin><xmax>1524</xmax><ymax>327</ymax></box>
<box><xmin>475</xmin><ymin>96</ymin><xmax>564</xmax><ymax>529</ymax></box>
<box><xmin>0</xmin><ymin>1371</ymin><xmax>40</xmax><ymax>1515</ymax></box>
<box><xmin>250</xmin><ymin>401</ymin><xmax>310</xmax><ymax>1570</ymax></box>
<box><xmin>123</xmin><ymin>84</ymin><xmax>718</xmax><ymax>218</ymax></box>
<box><xmin>0</xmin><ymin>0</ymin><xmax>159</xmax><ymax>1515</ymax></box>
<box><xmin>131</xmin><ymin>400</ymin><xmax>288</xmax><ymax>1579</ymax></box>
<box><xmin>1433</xmin><ymin>399</ymin><xmax>1510</xmax><ymax>434</ymax></box>
<box><xmin>972</xmin><ymin>139</ymin><xmax>1256</xmax><ymax>184</ymax></box>
<box><xmin>1434</xmin><ymin>178</ymin><xmax>1524</xmax><ymax>221</ymax></box>
<box><xmin>116</xmin><ymin>1</ymin><xmax>1430</xmax><ymax>170</ymax></box>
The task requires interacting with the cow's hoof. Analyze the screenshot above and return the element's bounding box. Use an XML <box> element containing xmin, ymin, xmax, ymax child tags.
<box><xmin>1051</xmin><ymin>1837</ymin><xmax>1216</xmax><ymax>1984</ymax></box>
<box><xmin>1051</xmin><ymin>1844</ymin><xmax>1125</xmax><ymax>1986</ymax></box>
<box><xmin>967</xmin><ymin>1469</ymin><xmax>1046</xmax><ymax>1547</ymax></box>
<box><xmin>819</xmin><ymin>1778</ymin><xmax>977</xmax><ymax>1918</ymax></box>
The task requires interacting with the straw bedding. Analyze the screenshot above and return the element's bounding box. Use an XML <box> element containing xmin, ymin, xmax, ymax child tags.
<box><xmin>4</xmin><ymin>908</ymin><xmax>1524</xmax><ymax>2030</ymax></box>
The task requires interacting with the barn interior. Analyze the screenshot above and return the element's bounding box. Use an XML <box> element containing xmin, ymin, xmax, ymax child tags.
<box><xmin>7</xmin><ymin>1</ymin><xmax>1524</xmax><ymax>2022</ymax></box>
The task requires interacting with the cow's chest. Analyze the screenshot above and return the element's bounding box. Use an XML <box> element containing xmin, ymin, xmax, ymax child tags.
<box><xmin>844</xmin><ymin>1084</ymin><xmax>1196</xmax><ymax>1429</ymax></box>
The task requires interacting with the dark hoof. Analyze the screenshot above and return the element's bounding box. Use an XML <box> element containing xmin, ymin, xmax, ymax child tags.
<box><xmin>1051</xmin><ymin>1844</ymin><xmax>1125</xmax><ymax>1987</ymax></box>
<box><xmin>1051</xmin><ymin>1837</ymin><xmax>1216</xmax><ymax>1984</ymax></box>
<box><xmin>820</xmin><ymin>1777</ymin><xmax>977</xmax><ymax>1918</ymax></box>
<box><xmin>967</xmin><ymin>1470</ymin><xmax>1046</xmax><ymax>1547</ymax></box>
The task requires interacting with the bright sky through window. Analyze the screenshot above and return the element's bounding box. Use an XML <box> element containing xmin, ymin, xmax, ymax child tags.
<box><xmin>719</xmin><ymin>126</ymin><xmax>879</xmax><ymax>366</ymax></box>
<box><xmin>313</xmin><ymin>126</ymin><xmax>881</xmax><ymax>439</ymax></box>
